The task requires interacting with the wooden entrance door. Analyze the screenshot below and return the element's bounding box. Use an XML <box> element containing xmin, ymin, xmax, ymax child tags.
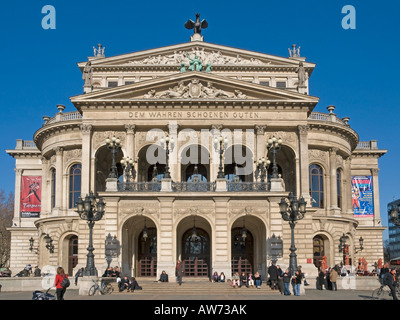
<box><xmin>231</xmin><ymin>228</ymin><xmax>253</xmax><ymax>275</ymax></box>
<box><xmin>138</xmin><ymin>227</ymin><xmax>157</xmax><ymax>277</ymax></box>
<box><xmin>182</xmin><ymin>228</ymin><xmax>210</xmax><ymax>277</ymax></box>
<box><xmin>68</xmin><ymin>235</ymin><xmax>78</xmax><ymax>276</ymax></box>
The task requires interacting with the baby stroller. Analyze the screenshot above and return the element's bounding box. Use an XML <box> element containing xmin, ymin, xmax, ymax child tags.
<box><xmin>32</xmin><ymin>287</ymin><xmax>56</xmax><ymax>300</ymax></box>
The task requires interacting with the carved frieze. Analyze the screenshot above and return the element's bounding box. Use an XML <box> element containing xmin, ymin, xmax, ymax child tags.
<box><xmin>141</xmin><ymin>80</ymin><xmax>249</xmax><ymax>99</ymax></box>
<box><xmin>125</xmin><ymin>48</ymin><xmax>271</xmax><ymax>66</ymax></box>
<box><xmin>92</xmin><ymin>131</ymin><xmax>127</xmax><ymax>150</ymax></box>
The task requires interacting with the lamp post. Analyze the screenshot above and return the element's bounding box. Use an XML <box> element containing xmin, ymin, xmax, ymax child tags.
<box><xmin>160</xmin><ymin>135</ymin><xmax>174</xmax><ymax>179</ymax></box>
<box><xmin>278</xmin><ymin>192</ymin><xmax>306</xmax><ymax>275</ymax></box>
<box><xmin>214</xmin><ymin>136</ymin><xmax>228</xmax><ymax>179</ymax></box>
<box><xmin>120</xmin><ymin>156</ymin><xmax>135</xmax><ymax>189</ymax></box>
<box><xmin>267</xmin><ymin>136</ymin><xmax>282</xmax><ymax>179</ymax></box>
<box><xmin>29</xmin><ymin>237</ymin><xmax>39</xmax><ymax>254</ymax></box>
<box><xmin>76</xmin><ymin>191</ymin><xmax>106</xmax><ymax>276</ymax></box>
<box><xmin>255</xmin><ymin>157</ymin><xmax>270</xmax><ymax>183</ymax></box>
<box><xmin>106</xmin><ymin>136</ymin><xmax>122</xmax><ymax>179</ymax></box>
<box><xmin>44</xmin><ymin>234</ymin><xmax>54</xmax><ymax>254</ymax></box>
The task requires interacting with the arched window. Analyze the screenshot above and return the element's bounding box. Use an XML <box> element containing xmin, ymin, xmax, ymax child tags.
<box><xmin>337</xmin><ymin>169</ymin><xmax>342</xmax><ymax>209</ymax></box>
<box><xmin>50</xmin><ymin>168</ymin><xmax>56</xmax><ymax>209</ymax></box>
<box><xmin>69</xmin><ymin>164</ymin><xmax>81</xmax><ymax>208</ymax></box>
<box><xmin>309</xmin><ymin>164</ymin><xmax>324</xmax><ymax>208</ymax></box>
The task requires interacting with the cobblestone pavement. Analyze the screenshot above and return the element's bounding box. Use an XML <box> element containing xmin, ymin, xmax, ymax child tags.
<box><xmin>0</xmin><ymin>288</ymin><xmax>382</xmax><ymax>300</ymax></box>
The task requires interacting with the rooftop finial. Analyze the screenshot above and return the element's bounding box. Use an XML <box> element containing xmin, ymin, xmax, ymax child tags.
<box><xmin>93</xmin><ymin>43</ymin><xmax>106</xmax><ymax>57</ymax></box>
<box><xmin>288</xmin><ymin>44</ymin><xmax>301</xmax><ymax>58</ymax></box>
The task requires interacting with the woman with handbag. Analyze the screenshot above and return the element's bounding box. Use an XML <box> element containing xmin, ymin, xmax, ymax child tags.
<box><xmin>54</xmin><ymin>267</ymin><xmax>69</xmax><ymax>300</ymax></box>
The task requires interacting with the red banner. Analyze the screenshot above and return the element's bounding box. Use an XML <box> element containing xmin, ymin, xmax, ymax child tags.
<box><xmin>20</xmin><ymin>176</ymin><xmax>41</xmax><ymax>218</ymax></box>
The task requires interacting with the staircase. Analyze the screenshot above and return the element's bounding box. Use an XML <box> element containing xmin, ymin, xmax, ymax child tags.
<box><xmin>110</xmin><ymin>277</ymin><xmax>281</xmax><ymax>296</ymax></box>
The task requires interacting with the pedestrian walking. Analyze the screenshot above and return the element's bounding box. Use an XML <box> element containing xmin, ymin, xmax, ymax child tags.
<box><xmin>268</xmin><ymin>261</ymin><xmax>279</xmax><ymax>290</ymax></box>
<box><xmin>54</xmin><ymin>267</ymin><xmax>69</xmax><ymax>300</ymax></box>
<box><xmin>384</xmin><ymin>268</ymin><xmax>398</xmax><ymax>300</ymax></box>
<box><xmin>176</xmin><ymin>259</ymin><xmax>184</xmax><ymax>285</ymax></box>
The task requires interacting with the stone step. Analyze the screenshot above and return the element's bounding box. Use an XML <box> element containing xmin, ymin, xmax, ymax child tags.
<box><xmin>108</xmin><ymin>279</ymin><xmax>281</xmax><ymax>295</ymax></box>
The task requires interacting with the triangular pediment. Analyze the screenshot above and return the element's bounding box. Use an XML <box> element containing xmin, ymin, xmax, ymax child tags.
<box><xmin>78</xmin><ymin>41</ymin><xmax>315</xmax><ymax>72</ymax></box>
<box><xmin>71</xmin><ymin>71</ymin><xmax>319</xmax><ymax>105</ymax></box>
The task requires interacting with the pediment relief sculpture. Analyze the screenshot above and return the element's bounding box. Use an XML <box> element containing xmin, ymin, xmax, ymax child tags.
<box><xmin>126</xmin><ymin>48</ymin><xmax>271</xmax><ymax>66</ymax></box>
<box><xmin>141</xmin><ymin>79</ymin><xmax>249</xmax><ymax>99</ymax></box>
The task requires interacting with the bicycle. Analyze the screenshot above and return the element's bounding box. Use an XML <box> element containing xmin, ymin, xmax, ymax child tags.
<box><xmin>88</xmin><ymin>279</ymin><xmax>114</xmax><ymax>296</ymax></box>
<box><xmin>371</xmin><ymin>283</ymin><xmax>400</xmax><ymax>300</ymax></box>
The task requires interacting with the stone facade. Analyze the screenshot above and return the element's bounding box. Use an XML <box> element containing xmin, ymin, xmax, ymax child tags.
<box><xmin>6</xmin><ymin>35</ymin><xmax>386</xmax><ymax>281</ymax></box>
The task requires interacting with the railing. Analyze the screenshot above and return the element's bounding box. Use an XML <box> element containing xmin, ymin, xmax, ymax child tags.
<box><xmin>227</xmin><ymin>181</ymin><xmax>268</xmax><ymax>192</ymax></box>
<box><xmin>118</xmin><ymin>181</ymin><xmax>161</xmax><ymax>192</ymax></box>
<box><xmin>308</xmin><ymin>112</ymin><xmax>347</xmax><ymax>126</ymax></box>
<box><xmin>172</xmin><ymin>181</ymin><xmax>216</xmax><ymax>192</ymax></box>
<box><xmin>45</xmin><ymin>111</ymin><xmax>82</xmax><ymax>125</ymax></box>
<box><xmin>115</xmin><ymin>180</ymin><xmax>274</xmax><ymax>192</ymax></box>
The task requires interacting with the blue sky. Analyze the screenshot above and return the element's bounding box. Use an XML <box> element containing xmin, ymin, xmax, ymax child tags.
<box><xmin>0</xmin><ymin>0</ymin><xmax>398</xmax><ymax>240</ymax></box>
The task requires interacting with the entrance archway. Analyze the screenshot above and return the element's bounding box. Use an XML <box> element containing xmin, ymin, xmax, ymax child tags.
<box><xmin>177</xmin><ymin>215</ymin><xmax>211</xmax><ymax>277</ymax></box>
<box><xmin>121</xmin><ymin>216</ymin><xmax>157</xmax><ymax>277</ymax></box>
<box><xmin>231</xmin><ymin>215</ymin><xmax>267</xmax><ymax>277</ymax></box>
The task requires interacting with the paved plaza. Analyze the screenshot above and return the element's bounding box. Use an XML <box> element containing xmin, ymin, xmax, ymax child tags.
<box><xmin>0</xmin><ymin>288</ymin><xmax>384</xmax><ymax>300</ymax></box>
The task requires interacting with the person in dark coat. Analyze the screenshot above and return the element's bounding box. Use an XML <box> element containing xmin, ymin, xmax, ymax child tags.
<box><xmin>318</xmin><ymin>268</ymin><xmax>328</xmax><ymax>290</ymax></box>
<box><xmin>282</xmin><ymin>268</ymin><xmax>292</xmax><ymax>295</ymax></box>
<box><xmin>128</xmin><ymin>277</ymin><xmax>142</xmax><ymax>292</ymax></box>
<box><xmin>159</xmin><ymin>270</ymin><xmax>169</xmax><ymax>282</ymax></box>
<box><xmin>384</xmin><ymin>269</ymin><xmax>398</xmax><ymax>300</ymax></box>
<box><xmin>119</xmin><ymin>276</ymin><xmax>130</xmax><ymax>292</ymax></box>
<box><xmin>176</xmin><ymin>259</ymin><xmax>184</xmax><ymax>285</ymax></box>
<box><xmin>268</xmin><ymin>262</ymin><xmax>279</xmax><ymax>290</ymax></box>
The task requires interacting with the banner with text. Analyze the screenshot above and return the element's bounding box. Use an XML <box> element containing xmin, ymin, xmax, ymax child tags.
<box><xmin>351</xmin><ymin>175</ymin><xmax>374</xmax><ymax>217</ymax></box>
<box><xmin>20</xmin><ymin>176</ymin><xmax>42</xmax><ymax>218</ymax></box>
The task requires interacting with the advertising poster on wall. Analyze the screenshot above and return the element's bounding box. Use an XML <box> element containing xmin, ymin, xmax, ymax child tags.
<box><xmin>351</xmin><ymin>176</ymin><xmax>374</xmax><ymax>217</ymax></box>
<box><xmin>20</xmin><ymin>176</ymin><xmax>41</xmax><ymax>218</ymax></box>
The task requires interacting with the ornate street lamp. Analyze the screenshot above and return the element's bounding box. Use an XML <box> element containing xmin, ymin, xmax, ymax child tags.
<box><xmin>76</xmin><ymin>191</ymin><xmax>106</xmax><ymax>276</ymax></box>
<box><xmin>160</xmin><ymin>135</ymin><xmax>174</xmax><ymax>179</ymax></box>
<box><xmin>120</xmin><ymin>156</ymin><xmax>135</xmax><ymax>189</ymax></box>
<box><xmin>278</xmin><ymin>192</ymin><xmax>306</xmax><ymax>275</ymax></box>
<box><xmin>44</xmin><ymin>234</ymin><xmax>54</xmax><ymax>254</ymax></box>
<box><xmin>214</xmin><ymin>136</ymin><xmax>228</xmax><ymax>179</ymax></box>
<box><xmin>106</xmin><ymin>136</ymin><xmax>122</xmax><ymax>178</ymax></box>
<box><xmin>29</xmin><ymin>237</ymin><xmax>39</xmax><ymax>254</ymax></box>
<box><xmin>355</xmin><ymin>237</ymin><xmax>364</xmax><ymax>253</ymax></box>
<box><xmin>267</xmin><ymin>136</ymin><xmax>282</xmax><ymax>179</ymax></box>
<box><xmin>255</xmin><ymin>157</ymin><xmax>270</xmax><ymax>183</ymax></box>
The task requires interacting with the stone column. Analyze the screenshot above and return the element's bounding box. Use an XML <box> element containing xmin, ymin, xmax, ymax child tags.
<box><xmin>13</xmin><ymin>168</ymin><xmax>23</xmax><ymax>227</ymax></box>
<box><xmin>168</xmin><ymin>122</ymin><xmax>179</xmax><ymax>181</ymax></box>
<box><xmin>55</xmin><ymin>147</ymin><xmax>64</xmax><ymax>209</ymax></box>
<box><xmin>344</xmin><ymin>156</ymin><xmax>353</xmax><ymax>216</ymax></box>
<box><xmin>329</xmin><ymin>148</ymin><xmax>340</xmax><ymax>215</ymax></box>
<box><xmin>81</xmin><ymin>124</ymin><xmax>92</xmax><ymax>196</ymax></box>
<box><xmin>213</xmin><ymin>197</ymin><xmax>231</xmax><ymax>277</ymax></box>
<box><xmin>125</xmin><ymin>124</ymin><xmax>136</xmax><ymax>158</ymax></box>
<box><xmin>298</xmin><ymin>125</ymin><xmax>311</xmax><ymax>204</ymax></box>
<box><xmin>157</xmin><ymin>197</ymin><xmax>176</xmax><ymax>281</ymax></box>
<box><xmin>371</xmin><ymin>168</ymin><xmax>381</xmax><ymax>226</ymax></box>
<box><xmin>210</xmin><ymin>125</ymin><xmax>223</xmax><ymax>183</ymax></box>
<box><xmin>255</xmin><ymin>125</ymin><xmax>266</xmax><ymax>160</ymax></box>
<box><xmin>41</xmin><ymin>157</ymin><xmax>49</xmax><ymax>216</ymax></box>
